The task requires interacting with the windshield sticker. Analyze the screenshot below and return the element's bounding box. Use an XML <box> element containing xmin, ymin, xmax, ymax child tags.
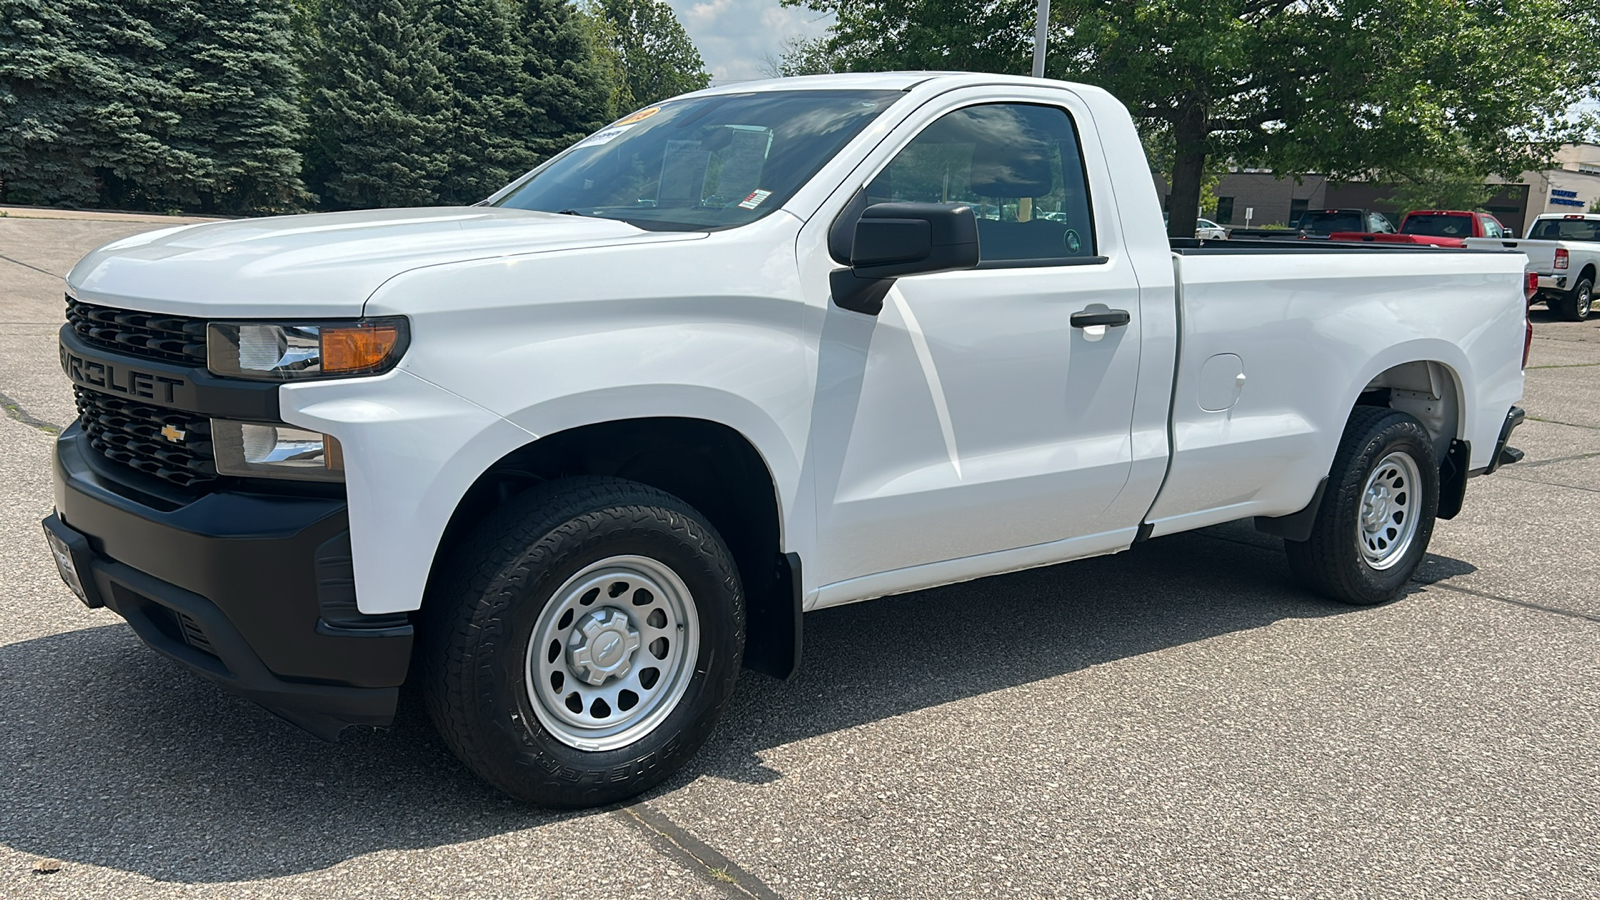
<box><xmin>575</xmin><ymin>124</ymin><xmax>635</xmax><ymax>148</ymax></box>
<box><xmin>658</xmin><ymin>140</ymin><xmax>711</xmax><ymax>206</ymax></box>
<box><xmin>716</xmin><ymin>127</ymin><xmax>773</xmax><ymax>204</ymax></box>
<box><xmin>738</xmin><ymin>189</ymin><xmax>773</xmax><ymax>210</ymax></box>
<box><xmin>615</xmin><ymin>106</ymin><xmax>662</xmax><ymax>126</ymax></box>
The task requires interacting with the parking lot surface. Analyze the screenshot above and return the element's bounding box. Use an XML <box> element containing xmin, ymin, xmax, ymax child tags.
<box><xmin>3</xmin><ymin>212</ymin><xmax>1598</xmax><ymax>899</ymax></box>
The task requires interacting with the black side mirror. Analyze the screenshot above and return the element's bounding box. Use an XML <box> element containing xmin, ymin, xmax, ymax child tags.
<box><xmin>831</xmin><ymin>202</ymin><xmax>980</xmax><ymax>315</ymax></box>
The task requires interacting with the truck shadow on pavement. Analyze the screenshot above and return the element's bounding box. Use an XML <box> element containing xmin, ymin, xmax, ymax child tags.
<box><xmin>0</xmin><ymin>520</ymin><xmax>1475</xmax><ymax>883</ymax></box>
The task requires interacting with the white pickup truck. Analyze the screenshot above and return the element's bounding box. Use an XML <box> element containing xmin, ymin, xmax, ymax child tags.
<box><xmin>44</xmin><ymin>73</ymin><xmax>1528</xmax><ymax>808</ymax></box>
<box><xmin>1467</xmin><ymin>213</ymin><xmax>1600</xmax><ymax>320</ymax></box>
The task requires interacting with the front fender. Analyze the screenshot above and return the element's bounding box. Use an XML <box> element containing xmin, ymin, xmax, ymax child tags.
<box><xmin>280</xmin><ymin>370</ymin><xmax>535</xmax><ymax>615</ymax></box>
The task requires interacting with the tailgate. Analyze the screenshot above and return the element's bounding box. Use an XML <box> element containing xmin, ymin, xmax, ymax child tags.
<box><xmin>1465</xmin><ymin>237</ymin><xmax>1557</xmax><ymax>274</ymax></box>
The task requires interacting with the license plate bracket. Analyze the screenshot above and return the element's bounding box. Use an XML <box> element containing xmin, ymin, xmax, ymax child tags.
<box><xmin>42</xmin><ymin>513</ymin><xmax>103</xmax><ymax>609</ymax></box>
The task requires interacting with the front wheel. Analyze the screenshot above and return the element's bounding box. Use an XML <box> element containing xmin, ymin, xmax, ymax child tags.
<box><xmin>1550</xmin><ymin>276</ymin><xmax>1593</xmax><ymax>321</ymax></box>
<box><xmin>1285</xmin><ymin>407</ymin><xmax>1439</xmax><ymax>605</ymax></box>
<box><xmin>421</xmin><ymin>477</ymin><xmax>744</xmax><ymax>807</ymax></box>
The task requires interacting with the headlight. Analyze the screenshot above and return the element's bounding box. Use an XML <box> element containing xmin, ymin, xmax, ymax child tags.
<box><xmin>211</xmin><ymin>420</ymin><xmax>345</xmax><ymax>481</ymax></box>
<box><xmin>206</xmin><ymin>318</ymin><xmax>408</xmax><ymax>380</ymax></box>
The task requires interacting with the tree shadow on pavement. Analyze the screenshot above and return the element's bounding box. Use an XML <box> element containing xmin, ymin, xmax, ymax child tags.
<box><xmin>0</xmin><ymin>518</ymin><xmax>1476</xmax><ymax>883</ymax></box>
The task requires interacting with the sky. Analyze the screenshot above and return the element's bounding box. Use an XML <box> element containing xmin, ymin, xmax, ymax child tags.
<box><xmin>665</xmin><ymin>0</ymin><xmax>833</xmax><ymax>84</ymax></box>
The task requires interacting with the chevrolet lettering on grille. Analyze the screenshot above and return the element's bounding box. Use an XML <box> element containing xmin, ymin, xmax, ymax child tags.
<box><xmin>60</xmin><ymin>344</ymin><xmax>186</xmax><ymax>404</ymax></box>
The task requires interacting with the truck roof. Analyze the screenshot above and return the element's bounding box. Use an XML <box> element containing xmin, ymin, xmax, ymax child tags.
<box><xmin>683</xmin><ymin>72</ymin><xmax>1107</xmax><ymax>98</ymax></box>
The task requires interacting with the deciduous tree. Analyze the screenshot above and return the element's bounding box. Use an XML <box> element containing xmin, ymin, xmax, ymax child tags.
<box><xmin>786</xmin><ymin>0</ymin><xmax>1600</xmax><ymax>238</ymax></box>
<box><xmin>586</xmin><ymin>0</ymin><xmax>710</xmax><ymax>109</ymax></box>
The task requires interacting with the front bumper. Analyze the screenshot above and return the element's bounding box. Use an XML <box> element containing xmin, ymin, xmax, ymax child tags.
<box><xmin>46</xmin><ymin>426</ymin><xmax>413</xmax><ymax>739</ymax></box>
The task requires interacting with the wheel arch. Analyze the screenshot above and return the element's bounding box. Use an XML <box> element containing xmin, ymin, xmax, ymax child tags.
<box><xmin>1352</xmin><ymin>356</ymin><xmax>1469</xmax><ymax>519</ymax></box>
<box><xmin>423</xmin><ymin>415</ymin><xmax>803</xmax><ymax>680</ymax></box>
<box><xmin>1354</xmin><ymin>358</ymin><xmax>1465</xmax><ymax>461</ymax></box>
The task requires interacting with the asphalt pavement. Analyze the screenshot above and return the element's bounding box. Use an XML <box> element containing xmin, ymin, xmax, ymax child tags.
<box><xmin>2</xmin><ymin>210</ymin><xmax>1597</xmax><ymax>899</ymax></box>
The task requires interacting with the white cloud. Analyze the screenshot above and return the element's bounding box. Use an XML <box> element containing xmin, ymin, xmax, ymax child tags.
<box><xmin>665</xmin><ymin>0</ymin><xmax>834</xmax><ymax>84</ymax></box>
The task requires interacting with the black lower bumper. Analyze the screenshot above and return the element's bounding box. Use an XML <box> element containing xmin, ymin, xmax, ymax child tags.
<box><xmin>46</xmin><ymin>426</ymin><xmax>413</xmax><ymax>739</ymax></box>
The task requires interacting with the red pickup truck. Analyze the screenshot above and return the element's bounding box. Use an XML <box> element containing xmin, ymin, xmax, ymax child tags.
<box><xmin>1329</xmin><ymin>210</ymin><xmax>1511</xmax><ymax>247</ymax></box>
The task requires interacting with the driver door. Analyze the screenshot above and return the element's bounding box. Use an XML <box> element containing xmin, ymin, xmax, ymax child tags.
<box><xmin>805</xmin><ymin>96</ymin><xmax>1146</xmax><ymax>596</ymax></box>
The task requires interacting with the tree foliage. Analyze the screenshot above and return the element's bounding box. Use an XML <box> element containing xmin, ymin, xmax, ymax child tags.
<box><xmin>581</xmin><ymin>0</ymin><xmax>710</xmax><ymax>110</ymax></box>
<box><xmin>305</xmin><ymin>0</ymin><xmax>612</xmax><ymax>208</ymax></box>
<box><xmin>785</xmin><ymin>0</ymin><xmax>1600</xmax><ymax>237</ymax></box>
<box><xmin>763</xmin><ymin>35</ymin><xmax>847</xmax><ymax>77</ymax></box>
<box><xmin>303</xmin><ymin>0</ymin><xmax>450</xmax><ymax>208</ymax></box>
<box><xmin>0</xmin><ymin>0</ymin><xmax>307</xmax><ymax>213</ymax></box>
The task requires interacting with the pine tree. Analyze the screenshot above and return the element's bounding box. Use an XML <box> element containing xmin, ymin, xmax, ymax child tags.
<box><xmin>153</xmin><ymin>0</ymin><xmax>309</xmax><ymax>213</ymax></box>
<box><xmin>304</xmin><ymin>0</ymin><xmax>451</xmax><ymax>208</ymax></box>
<box><xmin>514</xmin><ymin>0</ymin><xmax>612</xmax><ymax>162</ymax></box>
<box><xmin>0</xmin><ymin>0</ymin><xmax>177</xmax><ymax>206</ymax></box>
<box><xmin>433</xmin><ymin>0</ymin><xmax>536</xmax><ymax>204</ymax></box>
<box><xmin>0</xmin><ymin>0</ymin><xmax>306</xmax><ymax>212</ymax></box>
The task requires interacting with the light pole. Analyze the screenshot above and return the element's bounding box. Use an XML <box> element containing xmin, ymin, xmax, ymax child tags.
<box><xmin>1032</xmin><ymin>0</ymin><xmax>1050</xmax><ymax>78</ymax></box>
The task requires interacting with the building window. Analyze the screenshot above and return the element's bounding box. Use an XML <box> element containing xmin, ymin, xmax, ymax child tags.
<box><xmin>1290</xmin><ymin>198</ymin><xmax>1309</xmax><ymax>226</ymax></box>
<box><xmin>1216</xmin><ymin>196</ymin><xmax>1234</xmax><ymax>224</ymax></box>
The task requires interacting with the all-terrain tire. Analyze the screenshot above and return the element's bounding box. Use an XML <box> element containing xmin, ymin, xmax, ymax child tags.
<box><xmin>1284</xmin><ymin>407</ymin><xmax>1439</xmax><ymax>605</ymax></box>
<box><xmin>420</xmin><ymin>476</ymin><xmax>745</xmax><ymax>808</ymax></box>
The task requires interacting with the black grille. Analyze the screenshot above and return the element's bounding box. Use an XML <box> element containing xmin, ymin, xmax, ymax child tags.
<box><xmin>76</xmin><ymin>387</ymin><xmax>218</xmax><ymax>488</ymax></box>
<box><xmin>66</xmin><ymin>296</ymin><xmax>208</xmax><ymax>366</ymax></box>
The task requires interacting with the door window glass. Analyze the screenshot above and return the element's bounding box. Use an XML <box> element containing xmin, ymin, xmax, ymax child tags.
<box><xmin>867</xmin><ymin>103</ymin><xmax>1096</xmax><ymax>263</ymax></box>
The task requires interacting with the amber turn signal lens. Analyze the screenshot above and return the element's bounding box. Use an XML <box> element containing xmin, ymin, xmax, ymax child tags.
<box><xmin>322</xmin><ymin>323</ymin><xmax>402</xmax><ymax>374</ymax></box>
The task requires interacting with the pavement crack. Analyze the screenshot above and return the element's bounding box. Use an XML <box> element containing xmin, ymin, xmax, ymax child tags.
<box><xmin>1525</xmin><ymin>362</ymin><xmax>1600</xmax><ymax>370</ymax></box>
<box><xmin>613</xmin><ymin>803</ymin><xmax>784</xmax><ymax>900</ymax></box>
<box><xmin>0</xmin><ymin>253</ymin><xmax>62</xmax><ymax>279</ymax></box>
<box><xmin>1196</xmin><ymin>527</ymin><xmax>1600</xmax><ymax>624</ymax></box>
<box><xmin>1426</xmin><ymin>581</ymin><xmax>1600</xmax><ymax>625</ymax></box>
<box><xmin>1496</xmin><ymin>472</ymin><xmax>1600</xmax><ymax>495</ymax></box>
<box><xmin>0</xmin><ymin>389</ymin><xmax>63</xmax><ymax>435</ymax></box>
<box><xmin>1526</xmin><ymin>415</ymin><xmax>1600</xmax><ymax>431</ymax></box>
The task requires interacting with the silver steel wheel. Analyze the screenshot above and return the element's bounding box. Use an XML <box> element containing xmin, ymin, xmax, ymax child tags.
<box><xmin>1357</xmin><ymin>450</ymin><xmax>1422</xmax><ymax>570</ymax></box>
<box><xmin>524</xmin><ymin>555</ymin><xmax>699</xmax><ymax>752</ymax></box>
<box><xmin>1578</xmin><ymin>282</ymin><xmax>1592</xmax><ymax>318</ymax></box>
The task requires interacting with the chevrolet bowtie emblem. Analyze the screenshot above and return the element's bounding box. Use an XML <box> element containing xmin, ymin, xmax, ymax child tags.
<box><xmin>160</xmin><ymin>424</ymin><xmax>186</xmax><ymax>443</ymax></box>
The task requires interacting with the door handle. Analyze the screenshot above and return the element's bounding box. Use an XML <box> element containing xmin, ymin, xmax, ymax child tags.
<box><xmin>1070</xmin><ymin>309</ymin><xmax>1131</xmax><ymax>328</ymax></box>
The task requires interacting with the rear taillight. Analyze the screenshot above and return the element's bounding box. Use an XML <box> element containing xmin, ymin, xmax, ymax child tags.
<box><xmin>1526</xmin><ymin>271</ymin><xmax>1539</xmax><ymax>300</ymax></box>
<box><xmin>1555</xmin><ymin>248</ymin><xmax>1569</xmax><ymax>270</ymax></box>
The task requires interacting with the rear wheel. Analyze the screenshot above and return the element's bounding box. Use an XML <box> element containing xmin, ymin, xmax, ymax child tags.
<box><xmin>1285</xmin><ymin>407</ymin><xmax>1439</xmax><ymax>605</ymax></box>
<box><xmin>1550</xmin><ymin>276</ymin><xmax>1593</xmax><ymax>321</ymax></box>
<box><xmin>421</xmin><ymin>477</ymin><xmax>744</xmax><ymax>807</ymax></box>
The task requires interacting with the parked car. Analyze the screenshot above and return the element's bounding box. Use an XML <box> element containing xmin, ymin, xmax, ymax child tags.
<box><xmin>44</xmin><ymin>73</ymin><xmax>1529</xmax><ymax>808</ymax></box>
<box><xmin>1163</xmin><ymin>212</ymin><xmax>1229</xmax><ymax>240</ymax></box>
<box><xmin>1329</xmin><ymin>210</ymin><xmax>1509</xmax><ymax>248</ymax></box>
<box><xmin>1465</xmin><ymin>213</ymin><xmax>1600</xmax><ymax>320</ymax></box>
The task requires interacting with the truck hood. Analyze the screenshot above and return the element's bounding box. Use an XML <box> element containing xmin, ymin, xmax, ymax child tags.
<box><xmin>66</xmin><ymin>207</ymin><xmax>704</xmax><ymax>318</ymax></box>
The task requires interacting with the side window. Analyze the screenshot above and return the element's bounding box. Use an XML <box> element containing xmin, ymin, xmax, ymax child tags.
<box><xmin>867</xmin><ymin>103</ymin><xmax>1096</xmax><ymax>264</ymax></box>
<box><xmin>1480</xmin><ymin>215</ymin><xmax>1503</xmax><ymax>238</ymax></box>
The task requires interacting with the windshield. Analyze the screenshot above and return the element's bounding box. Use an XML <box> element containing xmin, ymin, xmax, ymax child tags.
<box><xmin>493</xmin><ymin>90</ymin><xmax>901</xmax><ymax>231</ymax></box>
<box><xmin>1402</xmin><ymin>214</ymin><xmax>1474</xmax><ymax>237</ymax></box>
<box><xmin>1299</xmin><ymin>211</ymin><xmax>1362</xmax><ymax>234</ymax></box>
<box><xmin>1527</xmin><ymin>218</ymin><xmax>1600</xmax><ymax>242</ymax></box>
